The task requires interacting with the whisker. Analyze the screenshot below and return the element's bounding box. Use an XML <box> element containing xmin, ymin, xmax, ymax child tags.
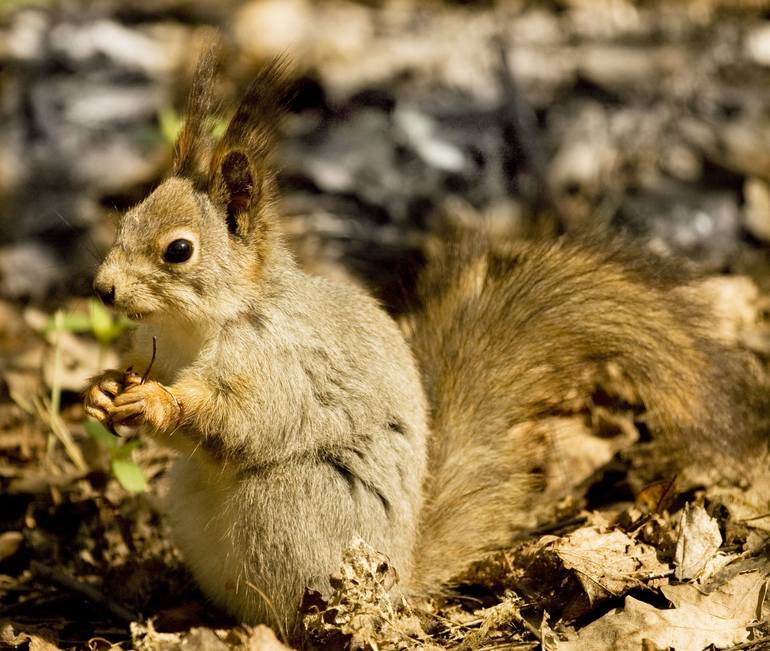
<box><xmin>52</xmin><ymin>209</ymin><xmax>102</xmax><ymax>261</ymax></box>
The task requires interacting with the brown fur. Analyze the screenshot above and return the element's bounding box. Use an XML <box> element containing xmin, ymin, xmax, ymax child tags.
<box><xmin>84</xmin><ymin>51</ymin><xmax>768</xmax><ymax>635</ymax></box>
<box><xmin>173</xmin><ymin>39</ymin><xmax>220</xmax><ymax>184</ymax></box>
<box><xmin>406</xmin><ymin>235</ymin><xmax>768</xmax><ymax>592</ymax></box>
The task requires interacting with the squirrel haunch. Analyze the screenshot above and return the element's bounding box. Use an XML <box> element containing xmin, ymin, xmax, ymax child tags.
<box><xmin>85</xmin><ymin>46</ymin><xmax>768</xmax><ymax>635</ymax></box>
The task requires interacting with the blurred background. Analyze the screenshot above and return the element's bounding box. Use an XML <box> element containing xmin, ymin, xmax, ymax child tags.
<box><xmin>4</xmin><ymin>0</ymin><xmax>770</xmax><ymax>309</ymax></box>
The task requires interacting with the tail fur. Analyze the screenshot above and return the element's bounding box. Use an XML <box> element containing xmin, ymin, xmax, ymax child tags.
<box><xmin>406</xmin><ymin>234</ymin><xmax>768</xmax><ymax>593</ymax></box>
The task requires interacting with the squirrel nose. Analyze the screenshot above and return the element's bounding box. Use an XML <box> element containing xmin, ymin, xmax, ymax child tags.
<box><xmin>94</xmin><ymin>282</ymin><xmax>116</xmax><ymax>307</ymax></box>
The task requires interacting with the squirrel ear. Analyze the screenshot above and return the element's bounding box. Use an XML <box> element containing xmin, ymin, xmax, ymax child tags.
<box><xmin>219</xmin><ymin>150</ymin><xmax>256</xmax><ymax>236</ymax></box>
<box><xmin>206</xmin><ymin>58</ymin><xmax>288</xmax><ymax>240</ymax></box>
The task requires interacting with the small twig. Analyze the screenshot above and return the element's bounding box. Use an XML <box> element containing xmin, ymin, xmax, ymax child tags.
<box><xmin>106</xmin><ymin>337</ymin><xmax>158</xmax><ymax>436</ymax></box>
<box><xmin>724</xmin><ymin>636</ymin><xmax>770</xmax><ymax>651</ymax></box>
<box><xmin>741</xmin><ymin>512</ymin><xmax>770</xmax><ymax>523</ymax></box>
<box><xmin>529</xmin><ymin>514</ymin><xmax>587</xmax><ymax>536</ymax></box>
<box><xmin>494</xmin><ymin>36</ymin><xmax>553</xmax><ymax>219</ymax></box>
<box><xmin>140</xmin><ymin>336</ymin><xmax>157</xmax><ymax>384</ymax></box>
<box><xmin>640</xmin><ymin>570</ymin><xmax>675</xmax><ymax>582</ymax></box>
<box><xmin>0</xmin><ymin>592</ymin><xmax>59</xmax><ymax>618</ymax></box>
<box><xmin>514</xmin><ymin>612</ymin><xmax>542</xmax><ymax>643</ymax></box>
<box><xmin>246</xmin><ymin>580</ymin><xmax>289</xmax><ymax>645</ymax></box>
<box><xmin>30</xmin><ymin>560</ymin><xmax>138</xmax><ymax>624</ymax></box>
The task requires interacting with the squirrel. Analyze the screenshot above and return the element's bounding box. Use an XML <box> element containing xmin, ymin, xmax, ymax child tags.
<box><xmin>84</xmin><ymin>47</ymin><xmax>767</xmax><ymax>635</ymax></box>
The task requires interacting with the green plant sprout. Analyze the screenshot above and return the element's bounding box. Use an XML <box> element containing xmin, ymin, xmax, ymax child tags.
<box><xmin>0</xmin><ymin>0</ymin><xmax>56</xmax><ymax>13</ymax></box>
<box><xmin>158</xmin><ymin>106</ymin><xmax>227</xmax><ymax>146</ymax></box>
<box><xmin>44</xmin><ymin>298</ymin><xmax>135</xmax><ymax>345</ymax></box>
<box><xmin>43</xmin><ymin>300</ymin><xmax>144</xmax><ymax>492</ymax></box>
<box><xmin>83</xmin><ymin>420</ymin><xmax>147</xmax><ymax>493</ymax></box>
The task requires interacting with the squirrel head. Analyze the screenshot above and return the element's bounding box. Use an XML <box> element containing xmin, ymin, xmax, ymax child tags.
<box><xmin>94</xmin><ymin>47</ymin><xmax>289</xmax><ymax>326</ymax></box>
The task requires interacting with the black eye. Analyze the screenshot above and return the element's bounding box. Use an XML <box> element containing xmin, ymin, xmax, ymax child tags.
<box><xmin>163</xmin><ymin>239</ymin><xmax>193</xmax><ymax>263</ymax></box>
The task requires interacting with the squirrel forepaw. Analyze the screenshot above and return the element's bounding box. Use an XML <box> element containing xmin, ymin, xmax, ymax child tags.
<box><xmin>84</xmin><ymin>369</ymin><xmax>126</xmax><ymax>426</ymax></box>
<box><xmin>112</xmin><ymin>381</ymin><xmax>182</xmax><ymax>432</ymax></box>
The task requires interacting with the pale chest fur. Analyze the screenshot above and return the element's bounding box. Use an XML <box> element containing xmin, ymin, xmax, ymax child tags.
<box><xmin>131</xmin><ymin>319</ymin><xmax>210</xmax><ymax>383</ymax></box>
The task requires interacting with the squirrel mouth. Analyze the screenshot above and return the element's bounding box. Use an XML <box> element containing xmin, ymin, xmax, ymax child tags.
<box><xmin>114</xmin><ymin>308</ymin><xmax>146</xmax><ymax>321</ymax></box>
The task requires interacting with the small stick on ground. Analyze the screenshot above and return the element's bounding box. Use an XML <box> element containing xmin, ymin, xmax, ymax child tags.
<box><xmin>30</xmin><ymin>560</ymin><xmax>139</xmax><ymax>624</ymax></box>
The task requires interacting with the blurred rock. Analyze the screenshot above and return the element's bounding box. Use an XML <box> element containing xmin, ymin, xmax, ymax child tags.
<box><xmin>744</xmin><ymin>21</ymin><xmax>770</xmax><ymax>66</ymax></box>
<box><xmin>394</xmin><ymin>107</ymin><xmax>466</xmax><ymax>173</ymax></box>
<box><xmin>660</xmin><ymin>144</ymin><xmax>702</xmax><ymax>182</ymax></box>
<box><xmin>1</xmin><ymin>0</ymin><xmax>770</xmax><ymax>303</ymax></box>
<box><xmin>682</xmin><ymin>117</ymin><xmax>770</xmax><ymax>181</ymax></box>
<box><xmin>744</xmin><ymin>177</ymin><xmax>770</xmax><ymax>242</ymax></box>
<box><xmin>3</xmin><ymin>8</ymin><xmax>50</xmax><ymax>63</ymax></box>
<box><xmin>618</xmin><ymin>182</ymin><xmax>740</xmax><ymax>269</ymax></box>
<box><xmin>578</xmin><ymin>44</ymin><xmax>687</xmax><ymax>95</ymax></box>
<box><xmin>0</xmin><ymin>7</ymin><xmax>194</xmax><ymax>297</ymax></box>
<box><xmin>565</xmin><ymin>0</ymin><xmax>647</xmax><ymax>39</ymax></box>
<box><xmin>235</xmin><ymin>0</ymin><xmax>313</xmax><ymax>60</ymax></box>
<box><xmin>50</xmin><ymin>20</ymin><xmax>179</xmax><ymax>77</ymax></box>
<box><xmin>0</xmin><ymin>242</ymin><xmax>63</xmax><ymax>300</ymax></box>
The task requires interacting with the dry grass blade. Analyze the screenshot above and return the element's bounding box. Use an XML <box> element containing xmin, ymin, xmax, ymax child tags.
<box><xmin>32</xmin><ymin>394</ymin><xmax>86</xmax><ymax>473</ymax></box>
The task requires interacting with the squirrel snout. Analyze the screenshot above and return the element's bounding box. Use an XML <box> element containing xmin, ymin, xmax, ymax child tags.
<box><xmin>94</xmin><ymin>280</ymin><xmax>116</xmax><ymax>307</ymax></box>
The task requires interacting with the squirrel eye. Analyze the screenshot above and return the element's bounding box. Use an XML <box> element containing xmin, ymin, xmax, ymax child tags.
<box><xmin>163</xmin><ymin>239</ymin><xmax>193</xmax><ymax>263</ymax></box>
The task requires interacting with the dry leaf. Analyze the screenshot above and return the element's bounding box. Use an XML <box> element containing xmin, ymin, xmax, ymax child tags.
<box><xmin>674</xmin><ymin>504</ymin><xmax>722</xmax><ymax>581</ymax></box>
<box><xmin>457</xmin><ymin>594</ymin><xmax>531</xmax><ymax>649</ymax></box>
<box><xmin>302</xmin><ymin>538</ymin><xmax>432</xmax><ymax>650</ymax></box>
<box><xmin>236</xmin><ymin>625</ymin><xmax>293</xmax><ymax>651</ymax></box>
<box><xmin>553</xmin><ymin>527</ymin><xmax>669</xmax><ymax>602</ymax></box>
<box><xmin>1</xmin><ymin>622</ymin><xmax>62</xmax><ymax>651</ymax></box>
<box><xmin>662</xmin><ymin>573</ymin><xmax>762</xmax><ymax>624</ymax></box>
<box><xmin>0</xmin><ymin>531</ymin><xmax>23</xmax><ymax>562</ymax></box>
<box><xmin>558</xmin><ymin>595</ymin><xmax>749</xmax><ymax>651</ymax></box>
<box><xmin>131</xmin><ymin>620</ymin><xmax>189</xmax><ymax>651</ymax></box>
<box><xmin>665</xmin><ymin>555</ymin><xmax>770</xmax><ymax>625</ymax></box>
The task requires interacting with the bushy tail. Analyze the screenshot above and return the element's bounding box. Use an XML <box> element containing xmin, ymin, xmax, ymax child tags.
<box><xmin>406</xmin><ymin>235</ymin><xmax>768</xmax><ymax>593</ymax></box>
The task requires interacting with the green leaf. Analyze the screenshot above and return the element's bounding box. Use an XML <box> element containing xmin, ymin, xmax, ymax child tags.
<box><xmin>118</xmin><ymin>439</ymin><xmax>142</xmax><ymax>455</ymax></box>
<box><xmin>211</xmin><ymin>118</ymin><xmax>228</xmax><ymax>140</ymax></box>
<box><xmin>43</xmin><ymin>311</ymin><xmax>92</xmax><ymax>335</ymax></box>
<box><xmin>89</xmin><ymin>299</ymin><xmax>115</xmax><ymax>345</ymax></box>
<box><xmin>83</xmin><ymin>419</ymin><xmax>117</xmax><ymax>449</ymax></box>
<box><xmin>159</xmin><ymin>107</ymin><xmax>184</xmax><ymax>145</ymax></box>
<box><xmin>86</xmin><ymin>421</ymin><xmax>147</xmax><ymax>491</ymax></box>
<box><xmin>116</xmin><ymin>315</ymin><xmax>138</xmax><ymax>332</ymax></box>
<box><xmin>111</xmin><ymin>455</ymin><xmax>147</xmax><ymax>493</ymax></box>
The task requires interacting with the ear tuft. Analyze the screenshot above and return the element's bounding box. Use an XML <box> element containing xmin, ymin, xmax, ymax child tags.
<box><xmin>173</xmin><ymin>35</ymin><xmax>222</xmax><ymax>185</ymax></box>
<box><xmin>220</xmin><ymin>151</ymin><xmax>254</xmax><ymax>236</ymax></box>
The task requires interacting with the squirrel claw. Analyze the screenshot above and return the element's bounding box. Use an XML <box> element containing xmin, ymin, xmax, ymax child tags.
<box><xmin>112</xmin><ymin>381</ymin><xmax>182</xmax><ymax>432</ymax></box>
